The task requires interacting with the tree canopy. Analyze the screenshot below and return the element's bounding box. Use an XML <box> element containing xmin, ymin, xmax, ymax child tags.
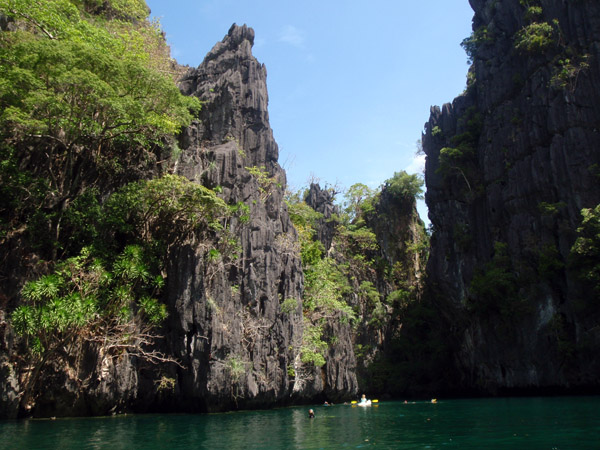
<box><xmin>0</xmin><ymin>0</ymin><xmax>199</xmax><ymax>222</ymax></box>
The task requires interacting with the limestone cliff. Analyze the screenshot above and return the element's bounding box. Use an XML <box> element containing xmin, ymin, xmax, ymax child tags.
<box><xmin>0</xmin><ymin>24</ymin><xmax>334</xmax><ymax>418</ymax></box>
<box><xmin>157</xmin><ymin>24</ymin><xmax>305</xmax><ymax>411</ymax></box>
<box><xmin>423</xmin><ymin>0</ymin><xmax>600</xmax><ymax>393</ymax></box>
<box><xmin>302</xmin><ymin>182</ymin><xmax>429</xmax><ymax>398</ymax></box>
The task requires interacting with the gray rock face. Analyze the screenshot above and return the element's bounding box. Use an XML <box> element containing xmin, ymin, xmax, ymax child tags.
<box><xmin>305</xmin><ymin>183</ymin><xmax>339</xmax><ymax>252</ymax></box>
<box><xmin>0</xmin><ymin>313</ymin><xmax>19</xmax><ymax>419</ymax></box>
<box><xmin>164</xmin><ymin>24</ymin><xmax>306</xmax><ymax>411</ymax></box>
<box><xmin>423</xmin><ymin>0</ymin><xmax>600</xmax><ymax>393</ymax></box>
<box><xmin>0</xmin><ymin>23</ymin><xmax>371</xmax><ymax>419</ymax></box>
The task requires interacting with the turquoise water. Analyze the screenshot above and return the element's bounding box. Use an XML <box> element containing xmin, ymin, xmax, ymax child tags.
<box><xmin>1</xmin><ymin>397</ymin><xmax>599</xmax><ymax>449</ymax></box>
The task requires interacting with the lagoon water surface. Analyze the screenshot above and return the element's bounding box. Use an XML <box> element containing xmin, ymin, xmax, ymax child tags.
<box><xmin>1</xmin><ymin>397</ymin><xmax>599</xmax><ymax>449</ymax></box>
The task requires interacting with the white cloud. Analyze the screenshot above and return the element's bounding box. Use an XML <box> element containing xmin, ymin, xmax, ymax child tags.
<box><xmin>279</xmin><ymin>25</ymin><xmax>305</xmax><ymax>48</ymax></box>
<box><xmin>405</xmin><ymin>154</ymin><xmax>426</xmax><ymax>175</ymax></box>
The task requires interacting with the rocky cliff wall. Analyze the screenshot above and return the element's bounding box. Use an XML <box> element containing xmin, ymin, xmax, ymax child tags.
<box><xmin>302</xmin><ymin>181</ymin><xmax>429</xmax><ymax>398</ymax></box>
<box><xmin>423</xmin><ymin>0</ymin><xmax>600</xmax><ymax>393</ymax></box>
<box><xmin>161</xmin><ymin>24</ymin><xmax>307</xmax><ymax>411</ymax></box>
<box><xmin>162</xmin><ymin>24</ymin><xmax>365</xmax><ymax>410</ymax></box>
<box><xmin>0</xmin><ymin>24</ymin><xmax>363</xmax><ymax>418</ymax></box>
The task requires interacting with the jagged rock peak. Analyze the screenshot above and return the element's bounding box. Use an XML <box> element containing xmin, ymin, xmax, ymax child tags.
<box><xmin>178</xmin><ymin>22</ymin><xmax>275</xmax><ymax>164</ymax></box>
<box><xmin>305</xmin><ymin>183</ymin><xmax>339</xmax><ymax>252</ymax></box>
<box><xmin>204</xmin><ymin>23</ymin><xmax>255</xmax><ymax>63</ymax></box>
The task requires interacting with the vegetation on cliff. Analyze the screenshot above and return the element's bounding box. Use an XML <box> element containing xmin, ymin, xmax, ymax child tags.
<box><xmin>0</xmin><ymin>0</ymin><xmax>232</xmax><ymax>413</ymax></box>
<box><xmin>423</xmin><ymin>0</ymin><xmax>600</xmax><ymax>393</ymax></box>
<box><xmin>285</xmin><ymin>171</ymin><xmax>429</xmax><ymax>395</ymax></box>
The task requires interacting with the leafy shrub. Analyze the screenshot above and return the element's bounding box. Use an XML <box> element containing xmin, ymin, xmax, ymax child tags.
<box><xmin>343</xmin><ymin>183</ymin><xmax>376</xmax><ymax>226</ymax></box>
<box><xmin>280</xmin><ymin>297</ymin><xmax>299</xmax><ymax>315</ymax></box>
<box><xmin>436</xmin><ymin>107</ymin><xmax>482</xmax><ymax>192</ymax></box>
<box><xmin>300</xmin><ymin>322</ymin><xmax>327</xmax><ymax>367</ymax></box>
<box><xmin>461</xmin><ymin>26</ymin><xmax>492</xmax><ymax>63</ymax></box>
<box><xmin>550</xmin><ymin>54</ymin><xmax>590</xmax><ymax>92</ymax></box>
<box><xmin>570</xmin><ymin>205</ymin><xmax>600</xmax><ymax>301</ymax></box>
<box><xmin>538</xmin><ymin>243</ymin><xmax>564</xmax><ymax>280</ymax></box>
<box><xmin>469</xmin><ymin>242</ymin><xmax>531</xmax><ymax>318</ymax></box>
<box><xmin>514</xmin><ymin>22</ymin><xmax>555</xmax><ymax>53</ymax></box>
<box><xmin>383</xmin><ymin>171</ymin><xmax>424</xmax><ymax>201</ymax></box>
<box><xmin>303</xmin><ymin>257</ymin><xmax>354</xmax><ymax>322</ymax></box>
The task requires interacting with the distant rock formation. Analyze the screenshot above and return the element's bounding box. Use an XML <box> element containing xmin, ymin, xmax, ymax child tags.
<box><xmin>423</xmin><ymin>0</ymin><xmax>600</xmax><ymax>393</ymax></box>
<box><xmin>305</xmin><ymin>183</ymin><xmax>339</xmax><ymax>252</ymax></box>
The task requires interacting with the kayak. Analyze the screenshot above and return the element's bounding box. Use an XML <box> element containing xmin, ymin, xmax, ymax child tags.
<box><xmin>357</xmin><ymin>400</ymin><xmax>372</xmax><ymax>407</ymax></box>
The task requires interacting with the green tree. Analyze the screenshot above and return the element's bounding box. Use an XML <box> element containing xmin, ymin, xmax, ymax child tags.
<box><xmin>343</xmin><ymin>183</ymin><xmax>376</xmax><ymax>225</ymax></box>
<box><xmin>0</xmin><ymin>0</ymin><xmax>200</xmax><ymax>255</ymax></box>
<box><xmin>383</xmin><ymin>171</ymin><xmax>424</xmax><ymax>201</ymax></box>
<box><xmin>11</xmin><ymin>175</ymin><xmax>230</xmax><ymax>409</ymax></box>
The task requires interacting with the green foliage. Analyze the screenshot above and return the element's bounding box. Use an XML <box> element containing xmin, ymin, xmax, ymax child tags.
<box><xmin>436</xmin><ymin>107</ymin><xmax>482</xmax><ymax>192</ymax></box>
<box><xmin>286</xmin><ymin>191</ymin><xmax>323</xmax><ymax>229</ymax></box>
<box><xmin>280</xmin><ymin>297</ymin><xmax>299</xmax><ymax>315</ymax></box>
<box><xmin>341</xmin><ymin>227</ymin><xmax>378</xmax><ymax>254</ymax></box>
<box><xmin>538</xmin><ymin>201</ymin><xmax>567</xmax><ymax>216</ymax></box>
<box><xmin>383</xmin><ymin>171</ymin><xmax>424</xmax><ymax>201</ymax></box>
<box><xmin>300</xmin><ymin>322</ymin><xmax>327</xmax><ymax>367</ymax></box>
<box><xmin>156</xmin><ymin>375</ymin><xmax>176</xmax><ymax>392</ymax></box>
<box><xmin>286</xmin><ymin>364</ymin><xmax>296</xmax><ymax>377</ymax></box>
<box><xmin>103</xmin><ymin>174</ymin><xmax>229</xmax><ymax>248</ymax></box>
<box><xmin>538</xmin><ymin>243</ymin><xmax>564</xmax><ymax>281</ymax></box>
<box><xmin>228</xmin><ymin>201</ymin><xmax>250</xmax><ymax>224</ymax></box>
<box><xmin>525</xmin><ymin>6</ymin><xmax>543</xmax><ymax>21</ymax></box>
<box><xmin>0</xmin><ymin>0</ymin><xmax>200</xmax><ymax>249</ymax></box>
<box><xmin>12</xmin><ymin>174</ymin><xmax>230</xmax><ymax>359</ymax></box>
<box><xmin>300</xmin><ymin>239</ymin><xmax>324</xmax><ymax>268</ymax></box>
<box><xmin>303</xmin><ymin>257</ymin><xmax>355</xmax><ymax>322</ymax></box>
<box><xmin>0</xmin><ymin>1</ymin><xmax>237</xmax><ymax>404</ymax></box>
<box><xmin>0</xmin><ymin>145</ymin><xmax>49</xmax><ymax>232</ymax></box>
<box><xmin>286</xmin><ymin>190</ymin><xmax>325</xmax><ymax>266</ymax></box>
<box><xmin>12</xmin><ymin>244</ymin><xmax>160</xmax><ymax>354</ymax></box>
<box><xmin>343</xmin><ymin>183</ymin><xmax>376</xmax><ymax>225</ymax></box>
<box><xmin>225</xmin><ymin>354</ymin><xmax>246</xmax><ymax>382</ymax></box>
<box><xmin>514</xmin><ymin>22</ymin><xmax>555</xmax><ymax>53</ymax></box>
<box><xmin>359</xmin><ymin>281</ymin><xmax>380</xmax><ymax>307</ymax></box>
<box><xmin>0</xmin><ymin>0</ymin><xmax>198</xmax><ymax>144</ymax></box>
<box><xmin>461</xmin><ymin>26</ymin><xmax>492</xmax><ymax>64</ymax></box>
<box><xmin>570</xmin><ymin>205</ymin><xmax>600</xmax><ymax>301</ymax></box>
<box><xmin>386</xmin><ymin>289</ymin><xmax>411</xmax><ymax>310</ymax></box>
<box><xmin>78</xmin><ymin>0</ymin><xmax>149</xmax><ymax>21</ymax></box>
<box><xmin>245</xmin><ymin>165</ymin><xmax>280</xmax><ymax>201</ymax></box>
<box><xmin>550</xmin><ymin>53</ymin><xmax>590</xmax><ymax>92</ymax></box>
<box><xmin>469</xmin><ymin>242</ymin><xmax>531</xmax><ymax>318</ymax></box>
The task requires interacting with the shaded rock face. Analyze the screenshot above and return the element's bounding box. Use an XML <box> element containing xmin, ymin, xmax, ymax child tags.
<box><xmin>305</xmin><ymin>183</ymin><xmax>339</xmax><ymax>252</ymax></box>
<box><xmin>424</xmin><ymin>0</ymin><xmax>600</xmax><ymax>393</ymax></box>
<box><xmin>369</xmin><ymin>188</ymin><xmax>426</xmax><ymax>289</ymax></box>
<box><xmin>300</xmin><ymin>183</ymin><xmax>359</xmax><ymax>400</ymax></box>
<box><xmin>164</xmin><ymin>24</ymin><xmax>306</xmax><ymax>411</ymax></box>
<box><xmin>303</xmin><ymin>183</ymin><xmax>428</xmax><ymax>399</ymax></box>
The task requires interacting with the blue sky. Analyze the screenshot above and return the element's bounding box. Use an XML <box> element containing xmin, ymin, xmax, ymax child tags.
<box><xmin>146</xmin><ymin>0</ymin><xmax>474</xmax><ymax>223</ymax></box>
